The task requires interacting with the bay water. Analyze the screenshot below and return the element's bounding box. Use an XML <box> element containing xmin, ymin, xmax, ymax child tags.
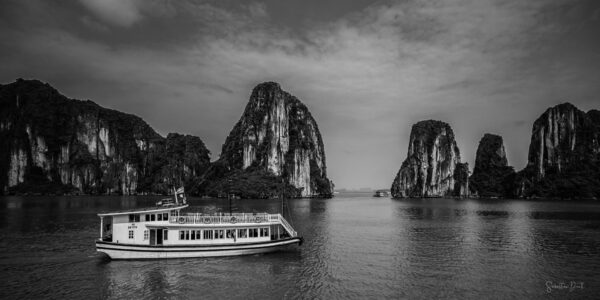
<box><xmin>1</xmin><ymin>194</ymin><xmax>599</xmax><ymax>299</ymax></box>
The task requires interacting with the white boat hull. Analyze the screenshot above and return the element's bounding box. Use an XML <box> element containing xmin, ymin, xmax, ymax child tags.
<box><xmin>96</xmin><ymin>238</ymin><xmax>302</xmax><ymax>260</ymax></box>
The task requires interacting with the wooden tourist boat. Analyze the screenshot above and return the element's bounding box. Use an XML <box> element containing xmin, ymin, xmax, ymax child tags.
<box><xmin>95</xmin><ymin>188</ymin><xmax>302</xmax><ymax>260</ymax></box>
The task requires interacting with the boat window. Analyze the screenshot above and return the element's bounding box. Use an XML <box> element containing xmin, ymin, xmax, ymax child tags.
<box><xmin>143</xmin><ymin>230</ymin><xmax>149</xmax><ymax>240</ymax></box>
<box><xmin>129</xmin><ymin>230</ymin><xmax>134</xmax><ymax>239</ymax></box>
<box><xmin>179</xmin><ymin>230</ymin><xmax>185</xmax><ymax>240</ymax></box>
<box><xmin>249</xmin><ymin>228</ymin><xmax>258</xmax><ymax>238</ymax></box>
<box><xmin>129</xmin><ymin>214</ymin><xmax>140</xmax><ymax>222</ymax></box>
<box><xmin>260</xmin><ymin>228</ymin><xmax>269</xmax><ymax>237</ymax></box>
<box><xmin>238</xmin><ymin>229</ymin><xmax>247</xmax><ymax>238</ymax></box>
<box><xmin>157</xmin><ymin>214</ymin><xmax>163</xmax><ymax>221</ymax></box>
<box><xmin>185</xmin><ymin>230</ymin><xmax>190</xmax><ymax>240</ymax></box>
<box><xmin>163</xmin><ymin>213</ymin><xmax>169</xmax><ymax>220</ymax></box>
<box><xmin>151</xmin><ymin>214</ymin><xmax>156</xmax><ymax>221</ymax></box>
<box><xmin>203</xmin><ymin>230</ymin><xmax>213</xmax><ymax>240</ymax></box>
<box><xmin>164</xmin><ymin>230</ymin><xmax>168</xmax><ymax>240</ymax></box>
<box><xmin>145</xmin><ymin>214</ymin><xmax>150</xmax><ymax>222</ymax></box>
<box><xmin>215</xmin><ymin>230</ymin><xmax>224</xmax><ymax>239</ymax></box>
<box><xmin>226</xmin><ymin>229</ymin><xmax>235</xmax><ymax>239</ymax></box>
<box><xmin>191</xmin><ymin>230</ymin><xmax>196</xmax><ymax>240</ymax></box>
<box><xmin>195</xmin><ymin>230</ymin><xmax>201</xmax><ymax>240</ymax></box>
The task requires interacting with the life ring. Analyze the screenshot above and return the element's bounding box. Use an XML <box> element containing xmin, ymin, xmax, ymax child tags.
<box><xmin>177</xmin><ymin>216</ymin><xmax>185</xmax><ymax>224</ymax></box>
<box><xmin>255</xmin><ymin>217</ymin><xmax>262</xmax><ymax>223</ymax></box>
<box><xmin>230</xmin><ymin>217</ymin><xmax>237</xmax><ymax>224</ymax></box>
<box><xmin>203</xmin><ymin>217</ymin><xmax>212</xmax><ymax>224</ymax></box>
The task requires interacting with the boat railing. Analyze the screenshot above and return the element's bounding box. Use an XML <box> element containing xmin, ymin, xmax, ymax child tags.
<box><xmin>278</xmin><ymin>215</ymin><xmax>297</xmax><ymax>237</ymax></box>
<box><xmin>169</xmin><ymin>213</ymin><xmax>272</xmax><ymax>225</ymax></box>
<box><xmin>168</xmin><ymin>213</ymin><xmax>298</xmax><ymax>237</ymax></box>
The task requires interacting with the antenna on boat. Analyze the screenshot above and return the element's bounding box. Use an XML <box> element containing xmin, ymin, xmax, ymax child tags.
<box><xmin>280</xmin><ymin>177</ymin><xmax>285</xmax><ymax>216</ymax></box>
<box><xmin>174</xmin><ymin>186</ymin><xmax>178</xmax><ymax>205</ymax></box>
<box><xmin>228</xmin><ymin>178</ymin><xmax>232</xmax><ymax>216</ymax></box>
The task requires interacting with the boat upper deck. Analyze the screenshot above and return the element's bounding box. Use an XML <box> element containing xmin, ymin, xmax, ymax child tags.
<box><xmin>167</xmin><ymin>213</ymin><xmax>298</xmax><ymax>237</ymax></box>
<box><xmin>97</xmin><ymin>204</ymin><xmax>188</xmax><ymax>217</ymax></box>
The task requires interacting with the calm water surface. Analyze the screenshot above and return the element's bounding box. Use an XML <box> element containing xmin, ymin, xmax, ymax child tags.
<box><xmin>1</xmin><ymin>194</ymin><xmax>600</xmax><ymax>299</ymax></box>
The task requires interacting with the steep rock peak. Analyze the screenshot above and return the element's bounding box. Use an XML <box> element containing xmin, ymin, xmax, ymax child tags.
<box><xmin>526</xmin><ymin>101</ymin><xmax>591</xmax><ymax>178</ymax></box>
<box><xmin>514</xmin><ymin>102</ymin><xmax>600</xmax><ymax>199</ymax></box>
<box><xmin>213</xmin><ymin>82</ymin><xmax>332</xmax><ymax>197</ymax></box>
<box><xmin>391</xmin><ymin>119</ymin><xmax>462</xmax><ymax>198</ymax></box>
<box><xmin>252</xmin><ymin>81</ymin><xmax>282</xmax><ymax>94</ymax></box>
<box><xmin>474</xmin><ymin>133</ymin><xmax>508</xmax><ymax>172</ymax></box>
<box><xmin>470</xmin><ymin>133</ymin><xmax>515</xmax><ymax>198</ymax></box>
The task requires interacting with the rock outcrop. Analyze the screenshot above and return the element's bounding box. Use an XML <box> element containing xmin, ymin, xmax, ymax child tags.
<box><xmin>515</xmin><ymin>103</ymin><xmax>600</xmax><ymax>199</ymax></box>
<box><xmin>453</xmin><ymin>162</ymin><xmax>470</xmax><ymax>198</ymax></box>
<box><xmin>0</xmin><ymin>79</ymin><xmax>210</xmax><ymax>195</ymax></box>
<box><xmin>469</xmin><ymin>134</ymin><xmax>515</xmax><ymax>197</ymax></box>
<box><xmin>391</xmin><ymin>120</ymin><xmax>465</xmax><ymax>198</ymax></box>
<box><xmin>201</xmin><ymin>82</ymin><xmax>333</xmax><ymax>198</ymax></box>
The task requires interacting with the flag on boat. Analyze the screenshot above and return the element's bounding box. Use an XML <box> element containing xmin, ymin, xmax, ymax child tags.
<box><xmin>175</xmin><ymin>187</ymin><xmax>186</xmax><ymax>204</ymax></box>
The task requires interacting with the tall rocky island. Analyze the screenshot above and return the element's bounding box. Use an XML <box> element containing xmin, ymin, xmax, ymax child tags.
<box><xmin>200</xmin><ymin>82</ymin><xmax>333</xmax><ymax>198</ymax></box>
<box><xmin>515</xmin><ymin>103</ymin><xmax>600</xmax><ymax>199</ymax></box>
<box><xmin>0</xmin><ymin>79</ymin><xmax>210</xmax><ymax>195</ymax></box>
<box><xmin>469</xmin><ymin>134</ymin><xmax>515</xmax><ymax>197</ymax></box>
<box><xmin>391</xmin><ymin>120</ymin><xmax>468</xmax><ymax>198</ymax></box>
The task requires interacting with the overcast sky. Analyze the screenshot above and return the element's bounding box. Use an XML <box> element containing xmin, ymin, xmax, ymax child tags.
<box><xmin>1</xmin><ymin>0</ymin><xmax>599</xmax><ymax>190</ymax></box>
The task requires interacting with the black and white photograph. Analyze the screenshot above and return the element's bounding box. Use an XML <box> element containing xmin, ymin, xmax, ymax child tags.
<box><xmin>1</xmin><ymin>0</ymin><xmax>599</xmax><ymax>298</ymax></box>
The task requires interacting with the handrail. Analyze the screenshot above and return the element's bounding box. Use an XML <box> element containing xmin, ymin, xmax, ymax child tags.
<box><xmin>278</xmin><ymin>215</ymin><xmax>297</xmax><ymax>237</ymax></box>
<box><xmin>166</xmin><ymin>213</ymin><xmax>298</xmax><ymax>237</ymax></box>
<box><xmin>169</xmin><ymin>213</ymin><xmax>272</xmax><ymax>225</ymax></box>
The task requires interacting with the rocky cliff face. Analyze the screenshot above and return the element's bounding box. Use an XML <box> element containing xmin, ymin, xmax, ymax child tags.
<box><xmin>453</xmin><ymin>162</ymin><xmax>470</xmax><ymax>198</ymax></box>
<box><xmin>391</xmin><ymin>120</ymin><xmax>464</xmax><ymax>198</ymax></box>
<box><xmin>515</xmin><ymin>103</ymin><xmax>600</xmax><ymax>199</ymax></box>
<box><xmin>0</xmin><ymin>79</ymin><xmax>210</xmax><ymax>195</ymax></box>
<box><xmin>526</xmin><ymin>103</ymin><xmax>595</xmax><ymax>179</ymax></box>
<box><xmin>206</xmin><ymin>82</ymin><xmax>333</xmax><ymax>198</ymax></box>
<box><xmin>469</xmin><ymin>134</ymin><xmax>515</xmax><ymax>197</ymax></box>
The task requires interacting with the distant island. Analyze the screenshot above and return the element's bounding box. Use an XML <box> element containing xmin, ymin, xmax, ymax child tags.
<box><xmin>0</xmin><ymin>79</ymin><xmax>333</xmax><ymax>198</ymax></box>
<box><xmin>390</xmin><ymin>103</ymin><xmax>600</xmax><ymax>200</ymax></box>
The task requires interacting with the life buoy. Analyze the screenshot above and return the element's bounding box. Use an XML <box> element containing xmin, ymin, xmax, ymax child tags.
<box><xmin>203</xmin><ymin>217</ymin><xmax>212</xmax><ymax>224</ymax></box>
<box><xmin>230</xmin><ymin>217</ymin><xmax>237</xmax><ymax>224</ymax></box>
<box><xmin>177</xmin><ymin>216</ymin><xmax>185</xmax><ymax>224</ymax></box>
<box><xmin>255</xmin><ymin>217</ymin><xmax>262</xmax><ymax>223</ymax></box>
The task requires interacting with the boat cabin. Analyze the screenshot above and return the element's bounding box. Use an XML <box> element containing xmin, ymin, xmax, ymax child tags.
<box><xmin>98</xmin><ymin>205</ymin><xmax>297</xmax><ymax>247</ymax></box>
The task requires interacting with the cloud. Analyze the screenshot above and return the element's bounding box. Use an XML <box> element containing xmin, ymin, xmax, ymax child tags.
<box><xmin>79</xmin><ymin>0</ymin><xmax>143</xmax><ymax>27</ymax></box>
<box><xmin>247</xmin><ymin>2</ymin><xmax>268</xmax><ymax>19</ymax></box>
<box><xmin>1</xmin><ymin>0</ymin><xmax>599</xmax><ymax>189</ymax></box>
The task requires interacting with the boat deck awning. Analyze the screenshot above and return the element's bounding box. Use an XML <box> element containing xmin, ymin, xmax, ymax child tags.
<box><xmin>98</xmin><ymin>204</ymin><xmax>188</xmax><ymax>217</ymax></box>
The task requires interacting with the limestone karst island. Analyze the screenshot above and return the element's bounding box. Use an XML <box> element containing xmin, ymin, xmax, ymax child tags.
<box><xmin>1</xmin><ymin>79</ymin><xmax>333</xmax><ymax>198</ymax></box>
<box><xmin>390</xmin><ymin>103</ymin><xmax>600</xmax><ymax>200</ymax></box>
<box><xmin>1</xmin><ymin>79</ymin><xmax>599</xmax><ymax>200</ymax></box>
